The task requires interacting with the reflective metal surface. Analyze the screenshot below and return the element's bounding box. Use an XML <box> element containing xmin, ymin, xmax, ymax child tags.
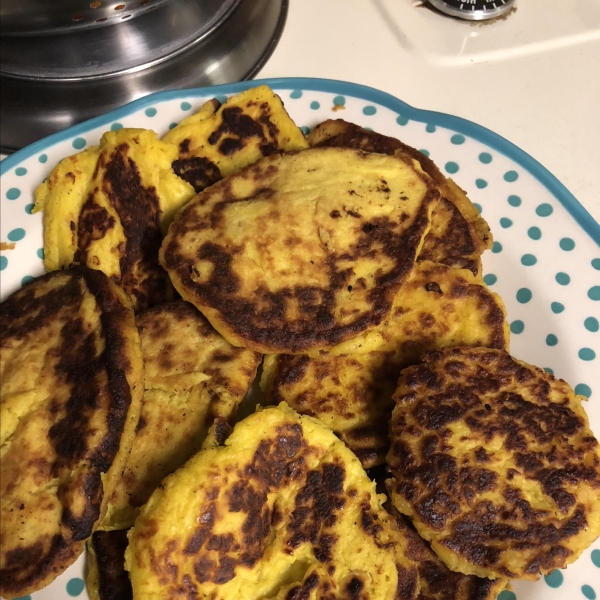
<box><xmin>1</xmin><ymin>0</ymin><xmax>240</xmax><ymax>78</ymax></box>
<box><xmin>0</xmin><ymin>0</ymin><xmax>288</xmax><ymax>153</ymax></box>
<box><xmin>2</xmin><ymin>0</ymin><xmax>176</xmax><ymax>36</ymax></box>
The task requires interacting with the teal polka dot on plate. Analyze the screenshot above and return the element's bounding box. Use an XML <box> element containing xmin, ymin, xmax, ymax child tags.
<box><xmin>483</xmin><ymin>274</ymin><xmax>497</xmax><ymax>286</ymax></box>
<box><xmin>110</xmin><ymin>122</ymin><xmax>123</xmax><ymax>131</ymax></box>
<box><xmin>510</xmin><ymin>320</ymin><xmax>525</xmax><ymax>334</ymax></box>
<box><xmin>310</xmin><ymin>101</ymin><xmax>320</xmax><ymax>110</ymax></box>
<box><xmin>521</xmin><ymin>254</ymin><xmax>537</xmax><ymax>266</ymax></box>
<box><xmin>396</xmin><ymin>115</ymin><xmax>408</xmax><ymax>126</ymax></box>
<box><xmin>0</xmin><ymin>256</ymin><xmax>7</xmax><ymax>270</ymax></box>
<box><xmin>290</xmin><ymin>90</ymin><xmax>303</xmax><ymax>99</ymax></box>
<box><xmin>492</xmin><ymin>241</ymin><xmax>502</xmax><ymax>253</ymax></box>
<box><xmin>15</xmin><ymin>167</ymin><xmax>27</xmax><ymax>176</ymax></box>
<box><xmin>451</xmin><ymin>134</ymin><xmax>465</xmax><ymax>144</ymax></box>
<box><xmin>579</xmin><ymin>348</ymin><xmax>596</xmax><ymax>361</ymax></box>
<box><xmin>445</xmin><ymin>161</ymin><xmax>459</xmax><ymax>174</ymax></box>
<box><xmin>145</xmin><ymin>107</ymin><xmax>157</xmax><ymax>117</ymax></box>
<box><xmin>559</xmin><ymin>237</ymin><xmax>575</xmax><ymax>251</ymax></box>
<box><xmin>508</xmin><ymin>194</ymin><xmax>521</xmax><ymax>207</ymax></box>
<box><xmin>333</xmin><ymin>95</ymin><xmax>345</xmax><ymax>106</ymax></box>
<box><xmin>39</xmin><ymin>153</ymin><xmax>48</xmax><ymax>163</ymax></box>
<box><xmin>500</xmin><ymin>218</ymin><xmax>512</xmax><ymax>228</ymax></box>
<box><xmin>546</xmin><ymin>334</ymin><xmax>558</xmax><ymax>346</ymax></box>
<box><xmin>516</xmin><ymin>288</ymin><xmax>532</xmax><ymax>303</ymax></box>
<box><xmin>497</xmin><ymin>591</ymin><xmax>516</xmax><ymax>600</ymax></box>
<box><xmin>180</xmin><ymin>101</ymin><xmax>192</xmax><ymax>110</ymax></box>
<box><xmin>66</xmin><ymin>577</ymin><xmax>85</xmax><ymax>596</ymax></box>
<box><xmin>215</xmin><ymin>95</ymin><xmax>228</xmax><ymax>104</ymax></box>
<box><xmin>6</xmin><ymin>187</ymin><xmax>21</xmax><ymax>200</ymax></box>
<box><xmin>37</xmin><ymin>248</ymin><xmax>44</xmax><ymax>259</ymax></box>
<box><xmin>588</xmin><ymin>286</ymin><xmax>600</xmax><ymax>300</ymax></box>
<box><xmin>584</xmin><ymin>317</ymin><xmax>599</xmax><ymax>332</ymax></box>
<box><xmin>555</xmin><ymin>272</ymin><xmax>570</xmax><ymax>285</ymax></box>
<box><xmin>7</xmin><ymin>228</ymin><xmax>25</xmax><ymax>242</ymax></box>
<box><xmin>544</xmin><ymin>570</ymin><xmax>564</xmax><ymax>588</ymax></box>
<box><xmin>575</xmin><ymin>383</ymin><xmax>592</xmax><ymax>398</ymax></box>
<box><xmin>473</xmin><ymin>203</ymin><xmax>482</xmax><ymax>213</ymax></box>
<box><xmin>419</xmin><ymin>149</ymin><xmax>430</xmax><ymax>157</ymax></box>
<box><xmin>528</xmin><ymin>226</ymin><xmax>542</xmax><ymax>240</ymax></box>
<box><xmin>300</xmin><ymin>126</ymin><xmax>310</xmax><ymax>135</ymax></box>
<box><xmin>72</xmin><ymin>137</ymin><xmax>86</xmax><ymax>149</ymax></box>
<box><xmin>475</xmin><ymin>179</ymin><xmax>487</xmax><ymax>189</ymax></box>
<box><xmin>25</xmin><ymin>203</ymin><xmax>35</xmax><ymax>214</ymax></box>
<box><xmin>591</xmin><ymin>548</ymin><xmax>600</xmax><ymax>566</ymax></box>
<box><xmin>14</xmin><ymin>596</ymin><xmax>31</xmax><ymax>600</ymax></box>
<box><xmin>426</xmin><ymin>123</ymin><xmax>436</xmax><ymax>133</ymax></box>
<box><xmin>169</xmin><ymin>122</ymin><xmax>178</xmax><ymax>130</ymax></box>
<box><xmin>536</xmin><ymin>203</ymin><xmax>553</xmax><ymax>217</ymax></box>
<box><xmin>362</xmin><ymin>105</ymin><xmax>376</xmax><ymax>115</ymax></box>
<box><xmin>582</xmin><ymin>584</ymin><xmax>596</xmax><ymax>600</ymax></box>
<box><xmin>551</xmin><ymin>302</ymin><xmax>565</xmax><ymax>314</ymax></box>
<box><xmin>479</xmin><ymin>152</ymin><xmax>492</xmax><ymax>164</ymax></box>
<box><xmin>21</xmin><ymin>275</ymin><xmax>35</xmax><ymax>287</ymax></box>
<box><xmin>592</xmin><ymin>258</ymin><xmax>600</xmax><ymax>270</ymax></box>
<box><xmin>504</xmin><ymin>170</ymin><xmax>519</xmax><ymax>182</ymax></box>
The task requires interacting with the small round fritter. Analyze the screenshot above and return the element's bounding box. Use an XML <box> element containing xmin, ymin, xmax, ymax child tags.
<box><xmin>0</xmin><ymin>267</ymin><xmax>143</xmax><ymax>598</ymax></box>
<box><xmin>307</xmin><ymin>119</ymin><xmax>492</xmax><ymax>276</ymax></box>
<box><xmin>160</xmin><ymin>146</ymin><xmax>439</xmax><ymax>354</ymax></box>
<box><xmin>262</xmin><ymin>262</ymin><xmax>508</xmax><ymax>468</ymax></box>
<box><xmin>126</xmin><ymin>403</ymin><xmax>420</xmax><ymax>600</ymax></box>
<box><xmin>102</xmin><ymin>300</ymin><xmax>262</xmax><ymax>530</ymax></box>
<box><xmin>386</xmin><ymin>347</ymin><xmax>600</xmax><ymax>581</ymax></box>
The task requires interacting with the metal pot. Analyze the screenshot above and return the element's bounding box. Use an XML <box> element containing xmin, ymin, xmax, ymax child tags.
<box><xmin>1</xmin><ymin>0</ymin><xmax>178</xmax><ymax>36</ymax></box>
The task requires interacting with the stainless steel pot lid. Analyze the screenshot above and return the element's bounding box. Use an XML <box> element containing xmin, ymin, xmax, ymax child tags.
<box><xmin>0</xmin><ymin>0</ymin><xmax>288</xmax><ymax>153</ymax></box>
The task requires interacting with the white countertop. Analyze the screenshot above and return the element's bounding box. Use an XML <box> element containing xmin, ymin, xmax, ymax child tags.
<box><xmin>258</xmin><ymin>0</ymin><xmax>600</xmax><ymax>228</ymax></box>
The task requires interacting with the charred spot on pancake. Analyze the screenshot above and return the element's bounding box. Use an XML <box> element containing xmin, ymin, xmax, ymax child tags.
<box><xmin>91</xmin><ymin>530</ymin><xmax>133</xmax><ymax>600</ymax></box>
<box><xmin>387</xmin><ymin>347</ymin><xmax>600</xmax><ymax>580</ymax></box>
<box><xmin>172</xmin><ymin>156</ymin><xmax>222</xmax><ymax>193</ymax></box>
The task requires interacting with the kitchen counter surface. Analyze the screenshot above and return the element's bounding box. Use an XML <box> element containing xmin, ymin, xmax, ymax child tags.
<box><xmin>257</xmin><ymin>0</ymin><xmax>600</xmax><ymax>229</ymax></box>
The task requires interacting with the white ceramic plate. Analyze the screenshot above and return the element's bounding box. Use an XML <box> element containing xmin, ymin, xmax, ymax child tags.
<box><xmin>1</xmin><ymin>78</ymin><xmax>599</xmax><ymax>600</ymax></box>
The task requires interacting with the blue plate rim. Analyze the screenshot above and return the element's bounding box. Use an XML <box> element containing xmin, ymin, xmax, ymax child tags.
<box><xmin>2</xmin><ymin>76</ymin><xmax>599</xmax><ymax>246</ymax></box>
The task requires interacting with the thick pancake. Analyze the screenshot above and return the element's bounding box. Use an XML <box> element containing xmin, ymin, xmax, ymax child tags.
<box><xmin>34</xmin><ymin>128</ymin><xmax>196</xmax><ymax>310</ymax></box>
<box><xmin>102</xmin><ymin>300</ymin><xmax>262</xmax><ymax>529</ymax></box>
<box><xmin>386</xmin><ymin>347</ymin><xmax>600</xmax><ymax>580</ymax></box>
<box><xmin>307</xmin><ymin>119</ymin><xmax>492</xmax><ymax>275</ymax></box>
<box><xmin>125</xmin><ymin>403</ymin><xmax>420</xmax><ymax>599</ymax></box>
<box><xmin>0</xmin><ymin>267</ymin><xmax>143</xmax><ymax>598</ymax></box>
<box><xmin>86</xmin><ymin>302</ymin><xmax>261</xmax><ymax>600</ymax></box>
<box><xmin>262</xmin><ymin>261</ymin><xmax>509</xmax><ymax>468</ymax></box>
<box><xmin>163</xmin><ymin>85</ymin><xmax>309</xmax><ymax>192</ymax></box>
<box><xmin>386</xmin><ymin>506</ymin><xmax>508</xmax><ymax>600</ymax></box>
<box><xmin>160</xmin><ymin>146</ymin><xmax>440</xmax><ymax>354</ymax></box>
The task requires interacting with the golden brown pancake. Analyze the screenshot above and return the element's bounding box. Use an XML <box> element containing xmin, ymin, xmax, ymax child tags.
<box><xmin>387</xmin><ymin>506</ymin><xmax>508</xmax><ymax>600</ymax></box>
<box><xmin>307</xmin><ymin>119</ymin><xmax>492</xmax><ymax>275</ymax></box>
<box><xmin>163</xmin><ymin>85</ymin><xmax>309</xmax><ymax>192</ymax></box>
<box><xmin>0</xmin><ymin>267</ymin><xmax>143</xmax><ymax>598</ymax></box>
<box><xmin>160</xmin><ymin>146</ymin><xmax>440</xmax><ymax>354</ymax></box>
<box><xmin>34</xmin><ymin>128</ymin><xmax>196</xmax><ymax>310</ymax></box>
<box><xmin>102</xmin><ymin>300</ymin><xmax>262</xmax><ymax>529</ymax></box>
<box><xmin>86</xmin><ymin>302</ymin><xmax>260</xmax><ymax>600</ymax></box>
<box><xmin>262</xmin><ymin>261</ymin><xmax>509</xmax><ymax>468</ymax></box>
<box><xmin>386</xmin><ymin>347</ymin><xmax>600</xmax><ymax>580</ymax></box>
<box><xmin>126</xmin><ymin>403</ymin><xmax>420</xmax><ymax>599</ymax></box>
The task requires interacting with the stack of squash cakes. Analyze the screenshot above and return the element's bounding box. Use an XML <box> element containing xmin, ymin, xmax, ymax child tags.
<box><xmin>1</xmin><ymin>86</ymin><xmax>599</xmax><ymax>600</ymax></box>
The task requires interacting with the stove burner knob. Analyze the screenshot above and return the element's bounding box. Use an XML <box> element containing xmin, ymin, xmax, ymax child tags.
<box><xmin>427</xmin><ymin>0</ymin><xmax>516</xmax><ymax>21</ymax></box>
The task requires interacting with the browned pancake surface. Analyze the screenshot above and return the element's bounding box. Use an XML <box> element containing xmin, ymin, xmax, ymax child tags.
<box><xmin>386</xmin><ymin>347</ymin><xmax>600</xmax><ymax>580</ymax></box>
<box><xmin>0</xmin><ymin>267</ymin><xmax>143</xmax><ymax>598</ymax></box>
<box><xmin>307</xmin><ymin>119</ymin><xmax>492</xmax><ymax>276</ymax></box>
<box><xmin>160</xmin><ymin>147</ymin><xmax>439</xmax><ymax>354</ymax></box>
